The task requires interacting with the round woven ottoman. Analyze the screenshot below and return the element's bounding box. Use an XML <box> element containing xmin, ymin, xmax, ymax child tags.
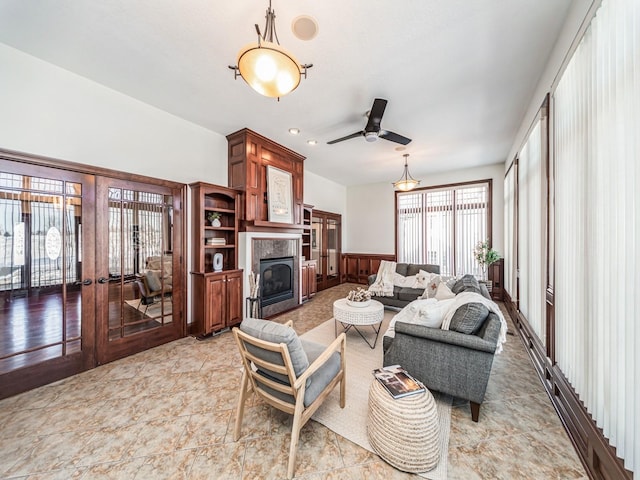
<box><xmin>367</xmin><ymin>379</ymin><xmax>440</xmax><ymax>473</ymax></box>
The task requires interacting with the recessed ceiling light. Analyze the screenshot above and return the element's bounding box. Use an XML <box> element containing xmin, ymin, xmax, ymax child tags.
<box><xmin>289</xmin><ymin>128</ymin><xmax>300</xmax><ymax>135</ymax></box>
<box><xmin>307</xmin><ymin>139</ymin><xmax>317</xmax><ymax>145</ymax></box>
<box><xmin>395</xmin><ymin>146</ymin><xmax>407</xmax><ymax>151</ymax></box>
<box><xmin>292</xmin><ymin>15</ymin><xmax>319</xmax><ymax>41</ymax></box>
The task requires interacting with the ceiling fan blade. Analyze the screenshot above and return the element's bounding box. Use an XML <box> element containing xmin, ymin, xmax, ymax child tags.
<box><xmin>364</xmin><ymin>98</ymin><xmax>388</xmax><ymax>132</ymax></box>
<box><xmin>327</xmin><ymin>131</ymin><xmax>364</xmax><ymax>144</ymax></box>
<box><xmin>379</xmin><ymin>130</ymin><xmax>412</xmax><ymax>145</ymax></box>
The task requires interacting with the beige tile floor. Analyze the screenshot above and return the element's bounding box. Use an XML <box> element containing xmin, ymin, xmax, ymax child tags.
<box><xmin>0</xmin><ymin>283</ymin><xmax>588</xmax><ymax>479</ymax></box>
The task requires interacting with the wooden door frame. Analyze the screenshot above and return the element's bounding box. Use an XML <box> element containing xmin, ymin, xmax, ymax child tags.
<box><xmin>0</xmin><ymin>153</ymin><xmax>96</xmax><ymax>398</ymax></box>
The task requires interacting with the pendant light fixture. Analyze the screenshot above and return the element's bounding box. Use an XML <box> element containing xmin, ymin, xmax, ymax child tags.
<box><xmin>393</xmin><ymin>154</ymin><xmax>421</xmax><ymax>191</ymax></box>
<box><xmin>229</xmin><ymin>0</ymin><xmax>312</xmax><ymax>99</ymax></box>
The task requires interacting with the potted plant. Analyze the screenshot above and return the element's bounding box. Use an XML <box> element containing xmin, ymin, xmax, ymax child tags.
<box><xmin>473</xmin><ymin>240</ymin><xmax>501</xmax><ymax>288</ymax></box>
<box><xmin>207</xmin><ymin>212</ymin><xmax>221</xmax><ymax>227</ymax></box>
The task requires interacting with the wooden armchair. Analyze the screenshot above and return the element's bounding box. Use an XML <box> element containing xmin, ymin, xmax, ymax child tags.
<box><xmin>232</xmin><ymin>318</ymin><xmax>346</xmax><ymax>479</ymax></box>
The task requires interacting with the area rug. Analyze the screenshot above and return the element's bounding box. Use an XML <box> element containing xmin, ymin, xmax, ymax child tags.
<box><xmin>124</xmin><ymin>298</ymin><xmax>173</xmax><ymax>323</ymax></box>
<box><xmin>302</xmin><ymin>311</ymin><xmax>451</xmax><ymax>480</ymax></box>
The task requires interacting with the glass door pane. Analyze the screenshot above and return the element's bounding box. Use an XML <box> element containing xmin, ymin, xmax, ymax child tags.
<box><xmin>0</xmin><ymin>166</ymin><xmax>92</xmax><ymax>385</ymax></box>
<box><xmin>327</xmin><ymin>218</ymin><xmax>339</xmax><ymax>281</ymax></box>
<box><xmin>95</xmin><ymin>177</ymin><xmax>181</xmax><ymax>365</ymax></box>
<box><xmin>312</xmin><ymin>216</ymin><xmax>322</xmax><ymax>275</ymax></box>
<box><xmin>106</xmin><ymin>188</ymin><xmax>173</xmax><ymax>341</ymax></box>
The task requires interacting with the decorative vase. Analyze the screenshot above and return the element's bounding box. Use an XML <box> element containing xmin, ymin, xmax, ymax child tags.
<box><xmin>211</xmin><ymin>218</ymin><xmax>221</xmax><ymax>227</ymax></box>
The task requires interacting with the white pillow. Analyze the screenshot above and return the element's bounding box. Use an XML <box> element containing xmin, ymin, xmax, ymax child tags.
<box><xmin>420</xmin><ymin>274</ymin><xmax>442</xmax><ymax>298</ymax></box>
<box><xmin>434</xmin><ymin>281</ymin><xmax>456</xmax><ymax>300</ymax></box>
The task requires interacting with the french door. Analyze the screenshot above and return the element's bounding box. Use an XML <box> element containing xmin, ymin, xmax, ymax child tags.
<box><xmin>311</xmin><ymin>210</ymin><xmax>341</xmax><ymax>291</ymax></box>
<box><xmin>95</xmin><ymin>177</ymin><xmax>183</xmax><ymax>364</ymax></box>
<box><xmin>0</xmin><ymin>159</ymin><xmax>96</xmax><ymax>396</ymax></box>
<box><xmin>0</xmin><ymin>153</ymin><xmax>184</xmax><ymax>398</ymax></box>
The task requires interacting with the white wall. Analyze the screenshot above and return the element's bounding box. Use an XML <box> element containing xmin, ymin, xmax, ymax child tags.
<box><xmin>0</xmin><ymin>43</ymin><xmax>228</xmax><ymax>185</ymax></box>
<box><xmin>346</xmin><ymin>163</ymin><xmax>505</xmax><ymax>255</ymax></box>
<box><xmin>303</xmin><ymin>170</ymin><xmax>347</xmax><ymax>215</ymax></box>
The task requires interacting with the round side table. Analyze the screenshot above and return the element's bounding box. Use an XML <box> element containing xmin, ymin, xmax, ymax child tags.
<box><xmin>333</xmin><ymin>298</ymin><xmax>384</xmax><ymax>349</ymax></box>
<box><xmin>367</xmin><ymin>379</ymin><xmax>440</xmax><ymax>473</ymax></box>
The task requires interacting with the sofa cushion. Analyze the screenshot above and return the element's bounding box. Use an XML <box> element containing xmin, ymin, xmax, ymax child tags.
<box><xmin>398</xmin><ymin>287</ymin><xmax>425</xmax><ymax>302</ymax></box>
<box><xmin>395</xmin><ymin>263</ymin><xmax>410</xmax><ymax>276</ymax></box>
<box><xmin>451</xmin><ymin>274</ymin><xmax>480</xmax><ymax>294</ymax></box>
<box><xmin>406</xmin><ymin>263</ymin><xmax>439</xmax><ymax>277</ymax></box>
<box><xmin>449</xmin><ymin>302</ymin><xmax>490</xmax><ymax>334</ymax></box>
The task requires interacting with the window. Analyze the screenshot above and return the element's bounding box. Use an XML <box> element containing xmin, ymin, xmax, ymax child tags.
<box><xmin>396</xmin><ymin>181</ymin><xmax>491</xmax><ymax>276</ymax></box>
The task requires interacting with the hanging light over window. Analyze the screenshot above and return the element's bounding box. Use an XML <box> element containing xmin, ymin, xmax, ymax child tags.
<box><xmin>393</xmin><ymin>154</ymin><xmax>421</xmax><ymax>191</ymax></box>
<box><xmin>229</xmin><ymin>0</ymin><xmax>312</xmax><ymax>99</ymax></box>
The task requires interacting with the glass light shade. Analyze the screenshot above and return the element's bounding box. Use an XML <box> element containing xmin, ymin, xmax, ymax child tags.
<box><xmin>393</xmin><ymin>178</ymin><xmax>421</xmax><ymax>191</ymax></box>
<box><xmin>237</xmin><ymin>41</ymin><xmax>302</xmax><ymax>98</ymax></box>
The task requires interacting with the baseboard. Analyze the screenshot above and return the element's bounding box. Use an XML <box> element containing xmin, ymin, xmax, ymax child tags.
<box><xmin>503</xmin><ymin>293</ymin><xmax>633</xmax><ymax>480</ymax></box>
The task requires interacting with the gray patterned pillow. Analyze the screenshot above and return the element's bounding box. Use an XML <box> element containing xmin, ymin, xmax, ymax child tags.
<box><xmin>449</xmin><ymin>303</ymin><xmax>489</xmax><ymax>334</ymax></box>
<box><xmin>451</xmin><ymin>274</ymin><xmax>480</xmax><ymax>294</ymax></box>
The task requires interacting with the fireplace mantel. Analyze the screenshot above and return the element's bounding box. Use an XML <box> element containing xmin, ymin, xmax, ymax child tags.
<box><xmin>227</xmin><ymin>128</ymin><xmax>305</xmax><ymax>231</ymax></box>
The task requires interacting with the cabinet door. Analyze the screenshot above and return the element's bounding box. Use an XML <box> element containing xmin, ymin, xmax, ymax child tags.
<box><xmin>226</xmin><ymin>272</ymin><xmax>243</xmax><ymax>327</ymax></box>
<box><xmin>206</xmin><ymin>276</ymin><xmax>225</xmax><ymax>332</ymax></box>
<box><xmin>301</xmin><ymin>264</ymin><xmax>309</xmax><ymax>301</ymax></box>
<box><xmin>308</xmin><ymin>262</ymin><xmax>317</xmax><ymax>297</ymax></box>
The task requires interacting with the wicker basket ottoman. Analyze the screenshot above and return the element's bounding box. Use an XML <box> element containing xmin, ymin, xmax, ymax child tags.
<box><xmin>367</xmin><ymin>379</ymin><xmax>440</xmax><ymax>473</ymax></box>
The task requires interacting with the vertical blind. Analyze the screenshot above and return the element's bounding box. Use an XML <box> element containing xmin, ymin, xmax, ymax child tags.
<box><xmin>554</xmin><ymin>0</ymin><xmax>639</xmax><ymax>471</ymax></box>
<box><xmin>503</xmin><ymin>164</ymin><xmax>517</xmax><ymax>300</ymax></box>
<box><xmin>518</xmin><ymin>119</ymin><xmax>546</xmax><ymax>345</ymax></box>
<box><xmin>397</xmin><ymin>182</ymin><xmax>489</xmax><ymax>276</ymax></box>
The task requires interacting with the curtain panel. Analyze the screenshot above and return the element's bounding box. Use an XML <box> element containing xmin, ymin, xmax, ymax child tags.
<box><xmin>553</xmin><ymin>0</ymin><xmax>639</xmax><ymax>471</ymax></box>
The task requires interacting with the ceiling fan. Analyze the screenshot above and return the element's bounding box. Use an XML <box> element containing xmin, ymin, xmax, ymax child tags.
<box><xmin>327</xmin><ymin>98</ymin><xmax>412</xmax><ymax>145</ymax></box>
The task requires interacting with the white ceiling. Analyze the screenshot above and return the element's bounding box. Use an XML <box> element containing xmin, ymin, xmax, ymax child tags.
<box><xmin>0</xmin><ymin>0</ymin><xmax>572</xmax><ymax>186</ymax></box>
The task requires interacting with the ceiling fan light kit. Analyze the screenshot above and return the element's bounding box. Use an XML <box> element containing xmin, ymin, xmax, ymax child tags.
<box><xmin>393</xmin><ymin>154</ymin><xmax>421</xmax><ymax>191</ymax></box>
<box><xmin>229</xmin><ymin>0</ymin><xmax>312</xmax><ymax>99</ymax></box>
<box><xmin>328</xmin><ymin>98</ymin><xmax>412</xmax><ymax>145</ymax></box>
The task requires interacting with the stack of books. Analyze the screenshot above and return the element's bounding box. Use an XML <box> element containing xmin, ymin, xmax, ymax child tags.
<box><xmin>206</xmin><ymin>237</ymin><xmax>226</xmax><ymax>246</ymax></box>
<box><xmin>372</xmin><ymin>365</ymin><xmax>426</xmax><ymax>399</ymax></box>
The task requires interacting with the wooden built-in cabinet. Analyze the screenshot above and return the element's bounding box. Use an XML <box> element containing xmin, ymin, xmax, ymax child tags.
<box><xmin>227</xmin><ymin>128</ymin><xmax>305</xmax><ymax>230</ymax></box>
<box><xmin>301</xmin><ymin>260</ymin><xmax>317</xmax><ymax>302</ymax></box>
<box><xmin>341</xmin><ymin>253</ymin><xmax>396</xmax><ymax>285</ymax></box>
<box><xmin>189</xmin><ymin>182</ymin><xmax>243</xmax><ymax>336</ymax></box>
<box><xmin>191</xmin><ymin>270</ymin><xmax>243</xmax><ymax>335</ymax></box>
<box><xmin>488</xmin><ymin>259</ymin><xmax>504</xmax><ymax>301</ymax></box>
<box><xmin>302</xmin><ymin>204</ymin><xmax>313</xmax><ymax>260</ymax></box>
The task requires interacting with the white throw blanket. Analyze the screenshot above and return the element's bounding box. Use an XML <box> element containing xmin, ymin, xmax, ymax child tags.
<box><xmin>368</xmin><ymin>260</ymin><xmax>396</xmax><ymax>297</ymax></box>
<box><xmin>441</xmin><ymin>291</ymin><xmax>508</xmax><ymax>354</ymax></box>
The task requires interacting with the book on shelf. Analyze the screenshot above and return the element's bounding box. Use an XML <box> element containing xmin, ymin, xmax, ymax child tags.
<box><xmin>372</xmin><ymin>365</ymin><xmax>426</xmax><ymax>399</ymax></box>
<box><xmin>206</xmin><ymin>238</ymin><xmax>226</xmax><ymax>246</ymax></box>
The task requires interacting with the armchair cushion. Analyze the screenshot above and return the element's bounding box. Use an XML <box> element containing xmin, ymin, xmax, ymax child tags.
<box><xmin>240</xmin><ymin>318</ymin><xmax>309</xmax><ymax>380</ymax></box>
<box><xmin>145</xmin><ymin>269</ymin><xmax>163</xmax><ymax>293</ymax></box>
<box><xmin>300</xmin><ymin>339</ymin><xmax>342</xmax><ymax>406</ymax></box>
<box><xmin>449</xmin><ymin>302</ymin><xmax>490</xmax><ymax>335</ymax></box>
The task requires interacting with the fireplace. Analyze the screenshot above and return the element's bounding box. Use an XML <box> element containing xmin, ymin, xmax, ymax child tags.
<box><xmin>259</xmin><ymin>256</ymin><xmax>294</xmax><ymax>307</ymax></box>
<box><xmin>239</xmin><ymin>232</ymin><xmax>302</xmax><ymax>318</ymax></box>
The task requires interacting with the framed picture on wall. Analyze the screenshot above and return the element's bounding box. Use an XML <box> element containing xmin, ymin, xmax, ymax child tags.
<box><xmin>266</xmin><ymin>166</ymin><xmax>293</xmax><ymax>224</ymax></box>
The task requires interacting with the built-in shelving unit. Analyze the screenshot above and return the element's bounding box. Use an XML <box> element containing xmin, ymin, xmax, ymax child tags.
<box><xmin>190</xmin><ymin>182</ymin><xmax>242</xmax><ymax>336</ymax></box>
<box><xmin>302</xmin><ymin>204</ymin><xmax>313</xmax><ymax>261</ymax></box>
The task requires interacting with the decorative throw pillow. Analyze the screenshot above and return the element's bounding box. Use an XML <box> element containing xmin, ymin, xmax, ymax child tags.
<box><xmin>449</xmin><ymin>303</ymin><xmax>490</xmax><ymax>334</ymax></box>
<box><xmin>145</xmin><ymin>270</ymin><xmax>162</xmax><ymax>293</ymax></box>
<box><xmin>420</xmin><ymin>274</ymin><xmax>442</xmax><ymax>299</ymax></box>
<box><xmin>451</xmin><ymin>274</ymin><xmax>480</xmax><ymax>294</ymax></box>
<box><xmin>393</xmin><ymin>272</ymin><xmax>415</xmax><ymax>288</ymax></box>
<box><xmin>434</xmin><ymin>281</ymin><xmax>455</xmax><ymax>300</ymax></box>
<box><xmin>413</xmin><ymin>270</ymin><xmax>432</xmax><ymax>289</ymax></box>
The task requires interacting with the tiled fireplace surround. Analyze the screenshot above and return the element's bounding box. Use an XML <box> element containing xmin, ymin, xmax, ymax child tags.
<box><xmin>238</xmin><ymin>232</ymin><xmax>302</xmax><ymax>318</ymax></box>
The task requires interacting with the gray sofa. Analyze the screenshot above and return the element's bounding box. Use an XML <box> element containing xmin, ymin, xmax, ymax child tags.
<box><xmin>367</xmin><ymin>263</ymin><xmax>440</xmax><ymax>309</ymax></box>
<box><xmin>382</xmin><ymin>275</ymin><xmax>501</xmax><ymax>422</ymax></box>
